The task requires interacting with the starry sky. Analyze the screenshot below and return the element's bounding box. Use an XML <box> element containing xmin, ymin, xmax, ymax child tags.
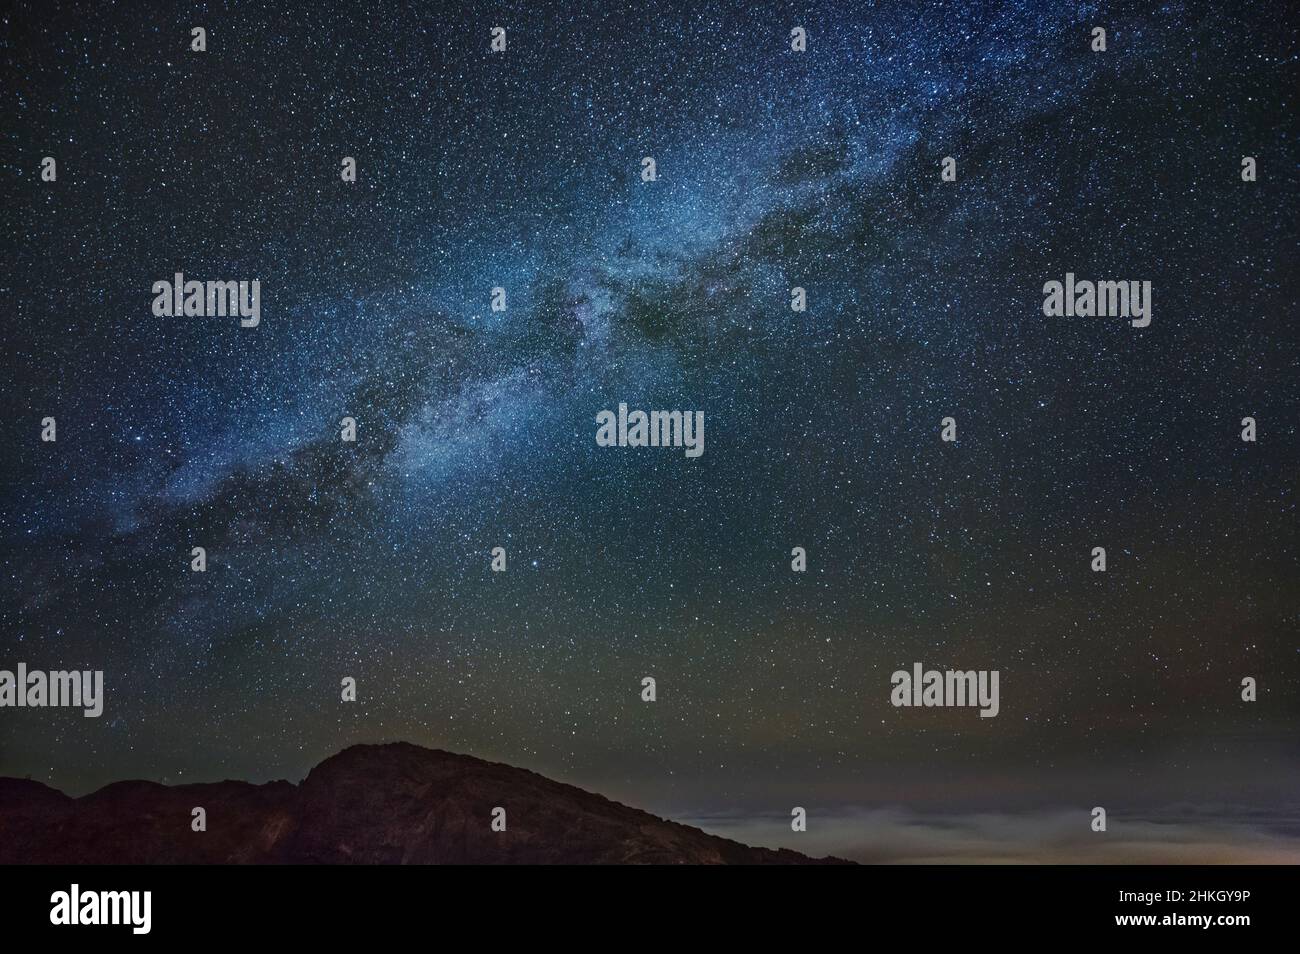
<box><xmin>1</xmin><ymin>0</ymin><xmax>1297</xmax><ymax>861</ymax></box>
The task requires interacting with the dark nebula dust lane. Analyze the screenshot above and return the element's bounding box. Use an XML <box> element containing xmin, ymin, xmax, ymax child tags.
<box><xmin>1</xmin><ymin>1</ymin><xmax>1297</xmax><ymax>862</ymax></box>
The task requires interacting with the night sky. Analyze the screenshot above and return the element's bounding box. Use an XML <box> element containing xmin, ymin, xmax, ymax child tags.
<box><xmin>2</xmin><ymin>1</ymin><xmax>1297</xmax><ymax>862</ymax></box>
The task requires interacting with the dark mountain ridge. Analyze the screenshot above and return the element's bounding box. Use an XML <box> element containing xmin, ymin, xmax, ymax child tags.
<box><xmin>0</xmin><ymin>742</ymin><xmax>847</xmax><ymax>864</ymax></box>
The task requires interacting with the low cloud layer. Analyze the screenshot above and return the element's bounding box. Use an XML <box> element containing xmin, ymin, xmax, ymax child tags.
<box><xmin>692</xmin><ymin>806</ymin><xmax>1300</xmax><ymax>864</ymax></box>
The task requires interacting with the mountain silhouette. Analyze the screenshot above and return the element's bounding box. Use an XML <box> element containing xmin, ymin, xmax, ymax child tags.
<box><xmin>0</xmin><ymin>742</ymin><xmax>848</xmax><ymax>864</ymax></box>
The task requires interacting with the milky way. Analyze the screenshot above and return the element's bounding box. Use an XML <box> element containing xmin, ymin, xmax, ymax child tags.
<box><xmin>1</xmin><ymin>1</ymin><xmax>1296</xmax><ymax>859</ymax></box>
